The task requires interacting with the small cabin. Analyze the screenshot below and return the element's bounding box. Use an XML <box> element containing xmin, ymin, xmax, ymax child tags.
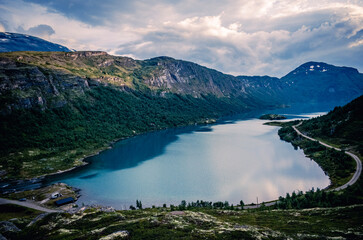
<box><xmin>55</xmin><ymin>197</ymin><xmax>75</xmax><ymax>206</ymax></box>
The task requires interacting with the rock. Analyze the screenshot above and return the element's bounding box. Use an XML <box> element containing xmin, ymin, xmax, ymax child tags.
<box><xmin>99</xmin><ymin>230</ymin><xmax>129</xmax><ymax>240</ymax></box>
<box><xmin>0</xmin><ymin>221</ymin><xmax>21</xmax><ymax>233</ymax></box>
<box><xmin>169</xmin><ymin>211</ymin><xmax>185</xmax><ymax>216</ymax></box>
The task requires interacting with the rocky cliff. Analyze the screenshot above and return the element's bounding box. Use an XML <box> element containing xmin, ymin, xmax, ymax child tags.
<box><xmin>1</xmin><ymin>51</ymin><xmax>363</xmax><ymax>116</ymax></box>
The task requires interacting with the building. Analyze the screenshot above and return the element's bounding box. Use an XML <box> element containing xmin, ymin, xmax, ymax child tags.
<box><xmin>55</xmin><ymin>197</ymin><xmax>75</xmax><ymax>206</ymax></box>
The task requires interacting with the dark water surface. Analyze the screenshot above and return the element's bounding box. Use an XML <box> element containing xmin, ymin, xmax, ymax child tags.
<box><xmin>45</xmin><ymin>104</ymin><xmax>338</xmax><ymax>209</ymax></box>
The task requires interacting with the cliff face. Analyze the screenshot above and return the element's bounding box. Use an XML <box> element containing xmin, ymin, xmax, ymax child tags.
<box><xmin>1</xmin><ymin>52</ymin><xmax>363</xmax><ymax>116</ymax></box>
<box><xmin>0</xmin><ymin>55</ymin><xmax>92</xmax><ymax>114</ymax></box>
<box><xmin>0</xmin><ymin>52</ymin><xmax>260</xmax><ymax>115</ymax></box>
<box><xmin>142</xmin><ymin>57</ymin><xmax>248</xmax><ymax>97</ymax></box>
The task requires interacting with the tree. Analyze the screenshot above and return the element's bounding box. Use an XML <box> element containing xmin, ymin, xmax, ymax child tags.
<box><xmin>136</xmin><ymin>200</ymin><xmax>142</xmax><ymax>209</ymax></box>
<box><xmin>240</xmin><ymin>200</ymin><xmax>245</xmax><ymax>210</ymax></box>
<box><xmin>179</xmin><ymin>200</ymin><xmax>186</xmax><ymax>210</ymax></box>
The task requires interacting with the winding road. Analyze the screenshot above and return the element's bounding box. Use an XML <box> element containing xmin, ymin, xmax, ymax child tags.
<box><xmin>292</xmin><ymin>122</ymin><xmax>362</xmax><ymax>191</ymax></box>
<box><xmin>244</xmin><ymin>121</ymin><xmax>362</xmax><ymax>209</ymax></box>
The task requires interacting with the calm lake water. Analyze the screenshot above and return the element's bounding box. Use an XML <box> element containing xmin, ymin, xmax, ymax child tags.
<box><xmin>48</xmin><ymin>108</ymin><xmax>332</xmax><ymax>209</ymax></box>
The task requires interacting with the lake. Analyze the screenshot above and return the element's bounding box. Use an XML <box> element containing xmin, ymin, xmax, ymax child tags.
<box><xmin>48</xmin><ymin>109</ymin><xmax>331</xmax><ymax>209</ymax></box>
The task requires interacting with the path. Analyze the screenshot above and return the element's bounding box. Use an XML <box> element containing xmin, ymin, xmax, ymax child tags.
<box><xmin>0</xmin><ymin>197</ymin><xmax>61</xmax><ymax>213</ymax></box>
<box><xmin>292</xmin><ymin>122</ymin><xmax>362</xmax><ymax>191</ymax></box>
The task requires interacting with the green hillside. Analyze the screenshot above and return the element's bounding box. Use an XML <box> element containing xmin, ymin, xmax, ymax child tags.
<box><xmin>299</xmin><ymin>95</ymin><xmax>363</xmax><ymax>155</ymax></box>
<box><xmin>1</xmin><ymin>51</ymin><xmax>362</xmax><ymax>179</ymax></box>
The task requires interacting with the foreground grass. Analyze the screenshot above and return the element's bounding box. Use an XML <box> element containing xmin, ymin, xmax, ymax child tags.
<box><xmin>1</xmin><ymin>204</ymin><xmax>362</xmax><ymax>239</ymax></box>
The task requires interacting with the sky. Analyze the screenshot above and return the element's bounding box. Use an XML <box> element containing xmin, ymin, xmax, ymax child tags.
<box><xmin>0</xmin><ymin>0</ymin><xmax>362</xmax><ymax>77</ymax></box>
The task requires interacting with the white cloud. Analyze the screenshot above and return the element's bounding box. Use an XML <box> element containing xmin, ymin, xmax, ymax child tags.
<box><xmin>1</xmin><ymin>0</ymin><xmax>362</xmax><ymax>76</ymax></box>
<box><xmin>350</xmin><ymin>39</ymin><xmax>363</xmax><ymax>47</ymax></box>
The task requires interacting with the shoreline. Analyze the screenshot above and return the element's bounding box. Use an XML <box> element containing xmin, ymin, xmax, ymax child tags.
<box><xmin>0</xmin><ymin>115</ymin><xmax>225</xmax><ymax>194</ymax></box>
<box><xmin>2</xmin><ymin>110</ymin><xmax>360</xmax><ymax>210</ymax></box>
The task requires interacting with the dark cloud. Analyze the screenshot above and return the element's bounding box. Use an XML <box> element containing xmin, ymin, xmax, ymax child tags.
<box><xmin>17</xmin><ymin>24</ymin><xmax>55</xmax><ymax>39</ymax></box>
<box><xmin>23</xmin><ymin>0</ymin><xmax>134</xmax><ymax>25</ymax></box>
<box><xmin>28</xmin><ymin>24</ymin><xmax>55</xmax><ymax>36</ymax></box>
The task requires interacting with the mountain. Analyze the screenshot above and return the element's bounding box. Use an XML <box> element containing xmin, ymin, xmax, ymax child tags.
<box><xmin>237</xmin><ymin>62</ymin><xmax>363</xmax><ymax>104</ymax></box>
<box><xmin>280</xmin><ymin>62</ymin><xmax>363</xmax><ymax>103</ymax></box>
<box><xmin>0</xmin><ymin>48</ymin><xmax>362</xmax><ymax>179</ymax></box>
<box><xmin>0</xmin><ymin>32</ymin><xmax>72</xmax><ymax>52</ymax></box>
<box><xmin>0</xmin><ymin>51</ymin><xmax>265</xmax><ymax>115</ymax></box>
<box><xmin>0</xmin><ymin>51</ymin><xmax>263</xmax><ymax>178</ymax></box>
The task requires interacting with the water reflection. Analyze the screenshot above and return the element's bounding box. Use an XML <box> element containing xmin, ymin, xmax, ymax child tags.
<box><xmin>49</xmin><ymin>115</ymin><xmax>330</xmax><ymax>208</ymax></box>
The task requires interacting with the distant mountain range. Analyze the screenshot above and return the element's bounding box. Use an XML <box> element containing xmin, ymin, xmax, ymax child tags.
<box><xmin>0</xmin><ymin>32</ymin><xmax>72</xmax><ymax>53</ymax></box>
<box><xmin>0</xmin><ymin>32</ymin><xmax>362</xmax><ymax>178</ymax></box>
<box><xmin>1</xmin><ymin>51</ymin><xmax>362</xmax><ymax>115</ymax></box>
<box><xmin>0</xmin><ymin>32</ymin><xmax>362</xmax><ymax>110</ymax></box>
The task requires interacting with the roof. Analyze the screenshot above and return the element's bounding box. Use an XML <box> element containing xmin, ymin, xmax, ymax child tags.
<box><xmin>55</xmin><ymin>197</ymin><xmax>74</xmax><ymax>206</ymax></box>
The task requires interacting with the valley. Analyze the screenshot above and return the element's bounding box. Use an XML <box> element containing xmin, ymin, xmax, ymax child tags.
<box><xmin>0</xmin><ymin>36</ymin><xmax>362</xmax><ymax>239</ymax></box>
<box><xmin>1</xmin><ymin>50</ymin><xmax>362</xmax><ymax>180</ymax></box>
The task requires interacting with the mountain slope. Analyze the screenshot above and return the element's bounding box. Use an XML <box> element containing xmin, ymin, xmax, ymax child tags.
<box><xmin>0</xmin><ymin>51</ymin><xmax>260</xmax><ymax>178</ymax></box>
<box><xmin>0</xmin><ymin>32</ymin><xmax>72</xmax><ymax>52</ymax></box>
<box><xmin>0</xmin><ymin>48</ymin><xmax>363</xmax><ymax>179</ymax></box>
<box><xmin>0</xmin><ymin>51</ymin><xmax>269</xmax><ymax>115</ymax></box>
<box><xmin>236</xmin><ymin>62</ymin><xmax>363</xmax><ymax>104</ymax></box>
<box><xmin>299</xmin><ymin>94</ymin><xmax>363</xmax><ymax>154</ymax></box>
<box><xmin>280</xmin><ymin>62</ymin><xmax>363</xmax><ymax>103</ymax></box>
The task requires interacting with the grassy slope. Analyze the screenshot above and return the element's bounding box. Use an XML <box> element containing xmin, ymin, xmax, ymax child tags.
<box><xmin>298</xmin><ymin>94</ymin><xmax>363</xmax><ymax>157</ymax></box>
<box><xmin>0</xmin><ymin>51</ymin><xmax>139</xmax><ymax>87</ymax></box>
<box><xmin>2</xmin><ymin>204</ymin><xmax>362</xmax><ymax>240</ymax></box>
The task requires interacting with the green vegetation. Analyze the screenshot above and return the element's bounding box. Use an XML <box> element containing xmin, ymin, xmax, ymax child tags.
<box><xmin>2</xmin><ymin>204</ymin><xmax>362</xmax><ymax>239</ymax></box>
<box><xmin>269</xmin><ymin>95</ymin><xmax>363</xmax><ymax>209</ymax></box>
<box><xmin>299</xmin><ymin>95</ymin><xmax>363</xmax><ymax>156</ymax></box>
<box><xmin>276</xmin><ymin>185</ymin><xmax>363</xmax><ymax>209</ymax></box>
<box><xmin>259</xmin><ymin>113</ymin><xmax>286</xmax><ymax>120</ymax></box>
<box><xmin>0</xmin><ymin>86</ymin><xmax>252</xmax><ymax>179</ymax></box>
<box><xmin>0</xmin><ymin>51</ymin><xmax>266</xmax><ymax>179</ymax></box>
<box><xmin>278</xmin><ymin>125</ymin><xmax>356</xmax><ymax>188</ymax></box>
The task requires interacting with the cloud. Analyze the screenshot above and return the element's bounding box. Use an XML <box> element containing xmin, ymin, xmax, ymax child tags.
<box><xmin>1</xmin><ymin>0</ymin><xmax>363</xmax><ymax>77</ymax></box>
<box><xmin>17</xmin><ymin>24</ymin><xmax>55</xmax><ymax>40</ymax></box>
<box><xmin>115</xmin><ymin>9</ymin><xmax>363</xmax><ymax>76</ymax></box>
